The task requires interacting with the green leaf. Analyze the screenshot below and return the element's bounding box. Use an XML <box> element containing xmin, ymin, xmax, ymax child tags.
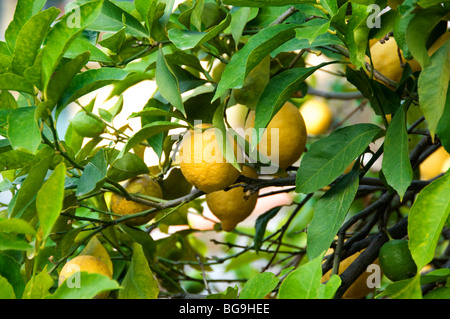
<box><xmin>278</xmin><ymin>253</ymin><xmax>324</xmax><ymax>299</ymax></box>
<box><xmin>206</xmin><ymin>285</ymin><xmax>239</xmax><ymax>299</ymax></box>
<box><xmin>295</xmin><ymin>18</ymin><xmax>331</xmax><ymax>44</ymax></box>
<box><xmin>45</xmin><ymin>52</ymin><xmax>90</xmax><ymax>111</ymax></box>
<box><xmin>0</xmin><ymin>275</ymin><xmax>15</xmax><ymax>299</ymax></box>
<box><xmin>156</xmin><ymin>48</ymin><xmax>185</xmax><ymax>115</ymax></box>
<box><xmin>222</xmin><ymin>0</ymin><xmax>312</xmax><ymax>6</ymax></box>
<box><xmin>107</xmin><ymin>152</ymin><xmax>149</xmax><ymax>182</ymax></box>
<box><xmin>424</xmin><ymin>287</ymin><xmax>450</xmax><ymax>299</ymax></box>
<box><xmin>22</xmin><ymin>265</ymin><xmax>54</xmax><ymax>299</ymax></box>
<box><xmin>64</xmin><ymin>36</ymin><xmax>112</xmax><ymax>63</ymax></box>
<box><xmin>306</xmin><ymin>170</ymin><xmax>360</xmax><ymax>260</ymax></box>
<box><xmin>230</xmin><ymin>7</ymin><xmax>259</xmax><ymax>49</ymax></box>
<box><xmin>36</xmin><ymin>162</ymin><xmax>66</xmax><ymax>240</ymax></box>
<box><xmin>98</xmin><ymin>27</ymin><xmax>126</xmax><ymax>54</ymax></box>
<box><xmin>4</xmin><ymin>0</ymin><xmax>47</xmax><ymax>52</ymax></box>
<box><xmin>239</xmin><ymin>272</ymin><xmax>279</xmax><ymax>299</ymax></box>
<box><xmin>0</xmin><ymin>217</ymin><xmax>36</xmax><ymax>235</ymax></box>
<box><xmin>381</xmin><ymin>108</ymin><xmax>413</xmax><ymax>199</ymax></box>
<box><xmin>0</xmin><ymin>233</ymin><xmax>33</xmax><ymax>251</ymax></box>
<box><xmin>213</xmin><ymin>23</ymin><xmax>298</xmax><ymax>101</ymax></box>
<box><xmin>119</xmin><ymin>225</ymin><xmax>157</xmax><ymax>261</ymax></box>
<box><xmin>9</xmin><ymin>154</ymin><xmax>51</xmax><ymax>218</ymax></box>
<box><xmin>119</xmin><ymin>242</ymin><xmax>159</xmax><ymax>299</ymax></box>
<box><xmin>318</xmin><ymin>274</ymin><xmax>341</xmax><ymax>299</ymax></box>
<box><xmin>0</xmin><ymin>73</ymin><xmax>35</xmax><ymax>95</ymax></box>
<box><xmin>296</xmin><ymin>124</ymin><xmax>383</xmax><ymax>194</ymax></box>
<box><xmin>420</xmin><ymin>268</ymin><xmax>450</xmax><ymax>285</ymax></box>
<box><xmin>80</xmin><ymin>0</ymin><xmax>148</xmax><ymax>37</ymax></box>
<box><xmin>345</xmin><ymin>3</ymin><xmax>371</xmax><ymax>69</ymax></box>
<box><xmin>0</xmin><ymin>252</ymin><xmax>25</xmax><ymax>298</ymax></box>
<box><xmin>405</xmin><ymin>5</ymin><xmax>448</xmax><ymax>69</ymax></box>
<box><xmin>376</xmin><ymin>274</ymin><xmax>422</xmax><ymax>299</ymax></box>
<box><xmin>408</xmin><ymin>172</ymin><xmax>450</xmax><ymax>270</ymax></box>
<box><xmin>48</xmin><ymin>272</ymin><xmax>120</xmax><ymax>299</ymax></box>
<box><xmin>418</xmin><ymin>41</ymin><xmax>450</xmax><ymax>140</ymax></box>
<box><xmin>10</xmin><ymin>7</ymin><xmax>60</xmax><ymax>76</ymax></box>
<box><xmin>7</xmin><ymin>107</ymin><xmax>41</xmax><ymax>154</ymax></box>
<box><xmin>253</xmin><ymin>62</ymin><xmax>335</xmax><ymax>146</ymax></box>
<box><xmin>436</xmin><ymin>83</ymin><xmax>450</xmax><ymax>153</ymax></box>
<box><xmin>58</xmin><ymin>68</ymin><xmax>129</xmax><ymax>111</ymax></box>
<box><xmin>119</xmin><ymin>121</ymin><xmax>187</xmax><ymax>159</ymax></box>
<box><xmin>168</xmin><ymin>14</ymin><xmax>231</xmax><ymax>50</ymax></box>
<box><xmin>76</xmin><ymin>149</ymin><xmax>107</xmax><ymax>196</ymax></box>
<box><xmin>40</xmin><ymin>0</ymin><xmax>104</xmax><ymax>90</ymax></box>
<box><xmin>254</xmin><ymin>206</ymin><xmax>281</xmax><ymax>253</ymax></box>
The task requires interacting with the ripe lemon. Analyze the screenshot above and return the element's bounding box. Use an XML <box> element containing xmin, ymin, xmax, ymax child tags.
<box><xmin>379</xmin><ymin>239</ymin><xmax>417</xmax><ymax>282</ymax></box>
<box><xmin>206</xmin><ymin>165</ymin><xmax>259</xmax><ymax>232</ymax></box>
<box><xmin>110</xmin><ymin>174</ymin><xmax>163</xmax><ymax>226</ymax></box>
<box><xmin>179</xmin><ymin>124</ymin><xmax>241</xmax><ymax>193</ymax></box>
<box><xmin>299</xmin><ymin>98</ymin><xmax>333</xmax><ymax>135</ymax></box>
<box><xmin>419</xmin><ymin>146</ymin><xmax>450</xmax><ymax>180</ymax></box>
<box><xmin>322</xmin><ymin>249</ymin><xmax>380</xmax><ymax>299</ymax></box>
<box><xmin>58</xmin><ymin>255</ymin><xmax>113</xmax><ymax>299</ymax></box>
<box><xmin>366</xmin><ymin>37</ymin><xmax>421</xmax><ymax>83</ymax></box>
<box><xmin>70</xmin><ymin>111</ymin><xmax>106</xmax><ymax>138</ymax></box>
<box><xmin>245</xmin><ymin>102</ymin><xmax>307</xmax><ymax>169</ymax></box>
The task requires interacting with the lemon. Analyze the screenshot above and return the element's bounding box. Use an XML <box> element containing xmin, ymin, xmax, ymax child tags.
<box><xmin>58</xmin><ymin>255</ymin><xmax>113</xmax><ymax>299</ymax></box>
<box><xmin>299</xmin><ymin>98</ymin><xmax>333</xmax><ymax>135</ymax></box>
<box><xmin>366</xmin><ymin>37</ymin><xmax>421</xmax><ymax>83</ymax></box>
<box><xmin>179</xmin><ymin>124</ymin><xmax>241</xmax><ymax>193</ymax></box>
<box><xmin>70</xmin><ymin>111</ymin><xmax>106</xmax><ymax>138</ymax></box>
<box><xmin>110</xmin><ymin>174</ymin><xmax>163</xmax><ymax>226</ymax></box>
<box><xmin>322</xmin><ymin>249</ymin><xmax>380</xmax><ymax>299</ymax></box>
<box><xmin>245</xmin><ymin>102</ymin><xmax>307</xmax><ymax>169</ymax></box>
<box><xmin>379</xmin><ymin>239</ymin><xmax>417</xmax><ymax>282</ymax></box>
<box><xmin>419</xmin><ymin>146</ymin><xmax>450</xmax><ymax>180</ymax></box>
<box><xmin>206</xmin><ymin>165</ymin><xmax>259</xmax><ymax>231</ymax></box>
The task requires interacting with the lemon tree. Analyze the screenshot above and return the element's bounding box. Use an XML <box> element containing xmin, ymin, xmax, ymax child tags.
<box><xmin>0</xmin><ymin>0</ymin><xmax>449</xmax><ymax>304</ymax></box>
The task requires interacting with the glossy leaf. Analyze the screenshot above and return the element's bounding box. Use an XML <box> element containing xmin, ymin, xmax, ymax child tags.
<box><xmin>213</xmin><ymin>23</ymin><xmax>298</xmax><ymax>101</ymax></box>
<box><xmin>36</xmin><ymin>162</ymin><xmax>66</xmax><ymax>240</ymax></box>
<box><xmin>119</xmin><ymin>242</ymin><xmax>159</xmax><ymax>299</ymax></box>
<box><xmin>22</xmin><ymin>266</ymin><xmax>53</xmax><ymax>299</ymax></box>
<box><xmin>0</xmin><ymin>218</ymin><xmax>36</xmax><ymax>235</ymax></box>
<box><xmin>436</xmin><ymin>83</ymin><xmax>450</xmax><ymax>153</ymax></box>
<box><xmin>381</xmin><ymin>108</ymin><xmax>413</xmax><ymax>199</ymax></box>
<box><xmin>76</xmin><ymin>149</ymin><xmax>107</xmax><ymax>196</ymax></box>
<box><xmin>107</xmin><ymin>152</ymin><xmax>150</xmax><ymax>182</ymax></box>
<box><xmin>408</xmin><ymin>172</ymin><xmax>450</xmax><ymax>270</ymax></box>
<box><xmin>306</xmin><ymin>170</ymin><xmax>360</xmax><ymax>260</ymax></box>
<box><xmin>418</xmin><ymin>42</ymin><xmax>449</xmax><ymax>140</ymax></box>
<box><xmin>0</xmin><ymin>73</ymin><xmax>35</xmax><ymax>95</ymax></box>
<box><xmin>296</xmin><ymin>124</ymin><xmax>383</xmax><ymax>194</ymax></box>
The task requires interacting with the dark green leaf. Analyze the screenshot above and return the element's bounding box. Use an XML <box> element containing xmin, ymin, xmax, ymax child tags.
<box><xmin>382</xmin><ymin>108</ymin><xmax>413</xmax><ymax>199</ymax></box>
<box><xmin>436</xmin><ymin>83</ymin><xmax>450</xmax><ymax>153</ymax></box>
<box><xmin>107</xmin><ymin>152</ymin><xmax>149</xmax><ymax>182</ymax></box>
<box><xmin>296</xmin><ymin>124</ymin><xmax>383</xmax><ymax>194</ymax></box>
<box><xmin>306</xmin><ymin>170</ymin><xmax>360</xmax><ymax>260</ymax></box>
<box><xmin>223</xmin><ymin>0</ymin><xmax>314</xmax><ymax>6</ymax></box>
<box><xmin>213</xmin><ymin>23</ymin><xmax>298</xmax><ymax>101</ymax></box>
<box><xmin>0</xmin><ymin>252</ymin><xmax>25</xmax><ymax>298</ymax></box>
<box><xmin>64</xmin><ymin>37</ymin><xmax>112</xmax><ymax>63</ymax></box>
<box><xmin>254</xmin><ymin>206</ymin><xmax>281</xmax><ymax>252</ymax></box>
<box><xmin>76</xmin><ymin>149</ymin><xmax>107</xmax><ymax>196</ymax></box>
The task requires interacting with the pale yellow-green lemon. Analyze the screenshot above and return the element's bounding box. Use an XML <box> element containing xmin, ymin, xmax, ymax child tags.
<box><xmin>179</xmin><ymin>124</ymin><xmax>241</xmax><ymax>193</ymax></box>
<box><xmin>206</xmin><ymin>165</ymin><xmax>259</xmax><ymax>231</ymax></box>
<box><xmin>419</xmin><ymin>146</ymin><xmax>450</xmax><ymax>180</ymax></box>
<box><xmin>70</xmin><ymin>111</ymin><xmax>106</xmax><ymax>138</ymax></box>
<box><xmin>322</xmin><ymin>249</ymin><xmax>381</xmax><ymax>299</ymax></box>
<box><xmin>58</xmin><ymin>255</ymin><xmax>113</xmax><ymax>299</ymax></box>
<box><xmin>244</xmin><ymin>102</ymin><xmax>307</xmax><ymax>169</ymax></box>
<box><xmin>110</xmin><ymin>174</ymin><xmax>163</xmax><ymax>226</ymax></box>
<box><xmin>299</xmin><ymin>98</ymin><xmax>333</xmax><ymax>135</ymax></box>
<box><xmin>226</xmin><ymin>103</ymin><xmax>249</xmax><ymax>130</ymax></box>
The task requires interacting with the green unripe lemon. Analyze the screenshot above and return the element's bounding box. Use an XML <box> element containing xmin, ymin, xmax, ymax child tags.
<box><xmin>71</xmin><ymin>111</ymin><xmax>106</xmax><ymax>138</ymax></box>
<box><xmin>379</xmin><ymin>239</ymin><xmax>417</xmax><ymax>282</ymax></box>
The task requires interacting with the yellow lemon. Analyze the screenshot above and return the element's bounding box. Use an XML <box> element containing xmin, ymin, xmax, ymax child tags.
<box><xmin>244</xmin><ymin>102</ymin><xmax>307</xmax><ymax>169</ymax></box>
<box><xmin>299</xmin><ymin>98</ymin><xmax>333</xmax><ymax>135</ymax></box>
<box><xmin>206</xmin><ymin>165</ymin><xmax>259</xmax><ymax>231</ymax></box>
<box><xmin>366</xmin><ymin>37</ymin><xmax>421</xmax><ymax>83</ymax></box>
<box><xmin>179</xmin><ymin>124</ymin><xmax>241</xmax><ymax>193</ymax></box>
<box><xmin>110</xmin><ymin>174</ymin><xmax>163</xmax><ymax>226</ymax></box>
<box><xmin>419</xmin><ymin>146</ymin><xmax>450</xmax><ymax>180</ymax></box>
<box><xmin>58</xmin><ymin>255</ymin><xmax>113</xmax><ymax>299</ymax></box>
<box><xmin>322</xmin><ymin>249</ymin><xmax>380</xmax><ymax>299</ymax></box>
